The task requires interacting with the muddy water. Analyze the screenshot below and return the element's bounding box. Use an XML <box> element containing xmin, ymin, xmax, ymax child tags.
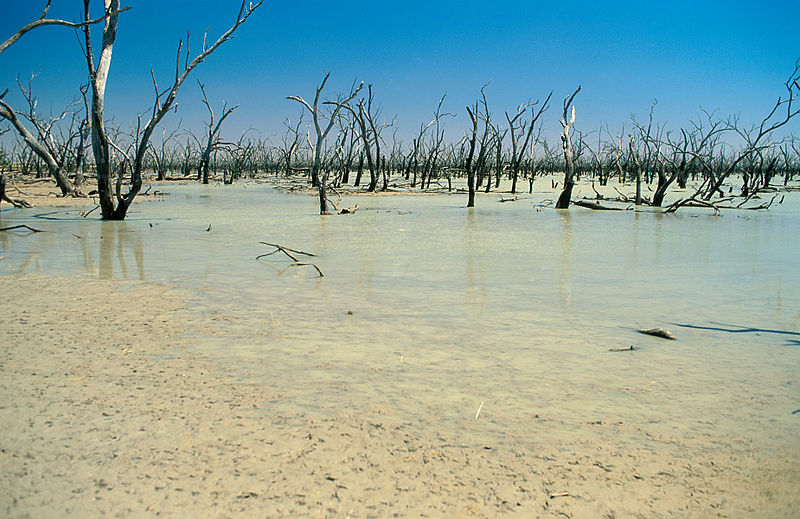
<box><xmin>1</xmin><ymin>183</ymin><xmax>798</xmax><ymax>460</ymax></box>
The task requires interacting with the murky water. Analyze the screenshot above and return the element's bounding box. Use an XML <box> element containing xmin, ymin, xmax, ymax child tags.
<box><xmin>2</xmin><ymin>183</ymin><xmax>798</xmax><ymax>458</ymax></box>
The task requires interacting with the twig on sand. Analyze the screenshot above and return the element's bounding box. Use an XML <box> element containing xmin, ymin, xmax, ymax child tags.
<box><xmin>549</xmin><ymin>492</ymin><xmax>570</xmax><ymax>499</ymax></box>
<box><xmin>475</xmin><ymin>401</ymin><xmax>484</xmax><ymax>420</ymax></box>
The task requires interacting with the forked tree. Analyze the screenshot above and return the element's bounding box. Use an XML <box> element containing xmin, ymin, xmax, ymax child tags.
<box><xmin>464</xmin><ymin>85</ymin><xmax>493</xmax><ymax>205</ymax></box>
<box><xmin>0</xmin><ymin>85</ymin><xmax>79</xmax><ymax>196</ymax></box>
<box><xmin>83</xmin><ymin>0</ymin><xmax>262</xmax><ymax>220</ymax></box>
<box><xmin>287</xmin><ymin>73</ymin><xmax>363</xmax><ymax>213</ymax></box>
<box><xmin>506</xmin><ymin>92</ymin><xmax>551</xmax><ymax>194</ymax></box>
<box><xmin>555</xmin><ymin>86</ymin><xmax>581</xmax><ymax>209</ymax></box>
<box><xmin>0</xmin><ymin>0</ymin><xmax>129</xmax><ymax>56</ymax></box>
<box><xmin>278</xmin><ymin>114</ymin><xmax>304</xmax><ymax>176</ymax></box>
<box><xmin>196</xmin><ymin>81</ymin><xmax>238</xmax><ymax>184</ymax></box>
<box><xmin>338</xmin><ymin>85</ymin><xmax>389</xmax><ymax>192</ymax></box>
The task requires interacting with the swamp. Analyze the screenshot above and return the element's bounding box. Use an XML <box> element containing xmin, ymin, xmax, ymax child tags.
<box><xmin>1</xmin><ymin>1</ymin><xmax>799</xmax><ymax>517</ymax></box>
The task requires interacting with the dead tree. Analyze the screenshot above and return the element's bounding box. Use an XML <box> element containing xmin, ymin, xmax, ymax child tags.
<box><xmin>628</xmin><ymin>135</ymin><xmax>643</xmax><ymax>205</ymax></box>
<box><xmin>219</xmin><ymin>129</ymin><xmax>256</xmax><ymax>184</ymax></box>
<box><xmin>83</xmin><ymin>0</ymin><xmax>262</xmax><ymax>220</ymax></box>
<box><xmin>287</xmin><ymin>73</ymin><xmax>362</xmax><ymax>213</ymax></box>
<box><xmin>0</xmin><ymin>85</ymin><xmax>77</xmax><ymax>196</ymax></box>
<box><xmin>333</xmin><ymin>113</ymin><xmax>361</xmax><ymax>186</ymax></box>
<box><xmin>506</xmin><ymin>92</ymin><xmax>551</xmax><ymax>194</ymax></box>
<box><xmin>147</xmin><ymin>125</ymin><xmax>181</xmax><ymax>181</ymax></box>
<box><xmin>556</xmin><ymin>86</ymin><xmax>581</xmax><ymax>208</ymax></box>
<box><xmin>653</xmin><ymin>114</ymin><xmax>723</xmax><ymax>207</ymax></box>
<box><xmin>0</xmin><ymin>0</ymin><xmax>129</xmax><ymax>55</ymax></box>
<box><xmin>465</xmin><ymin>102</ymin><xmax>480</xmax><ymax>207</ymax></box>
<box><xmin>197</xmin><ymin>81</ymin><xmax>238</xmax><ymax>184</ymax></box>
<box><xmin>73</xmin><ymin>83</ymin><xmax>91</xmax><ymax>187</ymax></box>
<box><xmin>287</xmin><ymin>73</ymin><xmax>363</xmax><ymax>185</ymax></box>
<box><xmin>338</xmin><ymin>85</ymin><xmax>389</xmax><ymax>192</ymax></box>
<box><xmin>278</xmin><ymin>114</ymin><xmax>304</xmax><ymax>176</ymax></box>
<box><xmin>0</xmin><ymin>173</ymin><xmax>32</xmax><ymax>208</ymax></box>
<box><xmin>702</xmin><ymin>61</ymin><xmax>799</xmax><ymax>199</ymax></box>
<box><xmin>582</xmin><ymin>126</ymin><xmax>610</xmax><ymax>187</ymax></box>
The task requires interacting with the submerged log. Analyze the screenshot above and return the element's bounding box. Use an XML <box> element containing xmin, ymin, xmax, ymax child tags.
<box><xmin>0</xmin><ymin>224</ymin><xmax>45</xmax><ymax>232</ymax></box>
<box><xmin>638</xmin><ymin>328</ymin><xmax>676</xmax><ymax>340</ymax></box>
<box><xmin>574</xmin><ymin>199</ymin><xmax>623</xmax><ymax>211</ymax></box>
<box><xmin>609</xmin><ymin>345</ymin><xmax>638</xmax><ymax>352</ymax></box>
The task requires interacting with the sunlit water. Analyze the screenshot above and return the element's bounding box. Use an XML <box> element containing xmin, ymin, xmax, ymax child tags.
<box><xmin>2</xmin><ymin>182</ymin><xmax>798</xmax><ymax>458</ymax></box>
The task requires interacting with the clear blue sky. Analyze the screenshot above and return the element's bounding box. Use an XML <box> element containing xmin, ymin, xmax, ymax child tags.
<box><xmin>1</xmin><ymin>0</ymin><xmax>799</xmax><ymax>147</ymax></box>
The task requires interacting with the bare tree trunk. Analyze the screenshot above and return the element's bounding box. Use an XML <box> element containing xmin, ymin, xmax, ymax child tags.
<box><xmin>354</xmin><ymin>152</ymin><xmax>363</xmax><ymax>187</ymax></box>
<box><xmin>84</xmin><ymin>0</ymin><xmax>262</xmax><ymax>220</ymax></box>
<box><xmin>288</xmin><ymin>73</ymin><xmax>362</xmax><ymax>213</ymax></box>
<box><xmin>629</xmin><ymin>136</ymin><xmax>642</xmax><ymax>205</ymax></box>
<box><xmin>0</xmin><ymin>93</ymin><xmax>75</xmax><ymax>196</ymax></box>
<box><xmin>465</xmin><ymin>103</ymin><xmax>479</xmax><ymax>207</ymax></box>
<box><xmin>318</xmin><ymin>171</ymin><xmax>329</xmax><ymax>214</ymax></box>
<box><xmin>556</xmin><ymin>86</ymin><xmax>581</xmax><ymax>209</ymax></box>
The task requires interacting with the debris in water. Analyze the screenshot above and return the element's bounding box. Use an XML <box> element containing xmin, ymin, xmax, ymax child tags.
<box><xmin>638</xmin><ymin>328</ymin><xmax>676</xmax><ymax>340</ymax></box>
<box><xmin>609</xmin><ymin>345</ymin><xmax>637</xmax><ymax>352</ymax></box>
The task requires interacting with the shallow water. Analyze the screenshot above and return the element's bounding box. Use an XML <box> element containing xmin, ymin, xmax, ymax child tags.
<box><xmin>2</xmin><ymin>183</ymin><xmax>798</xmax><ymax>459</ymax></box>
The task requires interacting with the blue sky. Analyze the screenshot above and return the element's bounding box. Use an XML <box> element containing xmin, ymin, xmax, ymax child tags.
<box><xmin>1</xmin><ymin>0</ymin><xmax>799</xmax><ymax>147</ymax></box>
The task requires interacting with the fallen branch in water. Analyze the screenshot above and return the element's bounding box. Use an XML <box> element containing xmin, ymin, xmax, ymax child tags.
<box><xmin>575</xmin><ymin>199</ymin><xmax>623</xmax><ymax>211</ymax></box>
<box><xmin>257</xmin><ymin>242</ymin><xmax>323</xmax><ymax>277</ymax></box>
<box><xmin>638</xmin><ymin>328</ymin><xmax>676</xmax><ymax>340</ymax></box>
<box><xmin>258</xmin><ymin>241</ymin><xmax>316</xmax><ymax>260</ymax></box>
<box><xmin>80</xmin><ymin>205</ymin><xmax>99</xmax><ymax>218</ymax></box>
<box><xmin>609</xmin><ymin>345</ymin><xmax>637</xmax><ymax>352</ymax></box>
<box><xmin>291</xmin><ymin>261</ymin><xmax>324</xmax><ymax>277</ymax></box>
<box><xmin>0</xmin><ymin>224</ymin><xmax>45</xmax><ymax>233</ymax></box>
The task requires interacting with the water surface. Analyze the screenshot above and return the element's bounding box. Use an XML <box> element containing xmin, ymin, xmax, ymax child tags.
<box><xmin>2</xmin><ymin>183</ymin><xmax>798</xmax><ymax>459</ymax></box>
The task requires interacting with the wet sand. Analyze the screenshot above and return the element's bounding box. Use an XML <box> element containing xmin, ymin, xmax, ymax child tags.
<box><xmin>1</xmin><ymin>274</ymin><xmax>797</xmax><ymax>518</ymax></box>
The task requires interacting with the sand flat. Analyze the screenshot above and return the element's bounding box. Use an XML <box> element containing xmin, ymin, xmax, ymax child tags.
<box><xmin>1</xmin><ymin>273</ymin><xmax>798</xmax><ymax>518</ymax></box>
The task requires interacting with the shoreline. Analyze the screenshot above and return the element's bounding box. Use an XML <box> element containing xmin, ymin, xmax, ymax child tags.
<box><xmin>1</xmin><ymin>273</ymin><xmax>797</xmax><ymax>517</ymax></box>
<box><xmin>3</xmin><ymin>173</ymin><xmax>799</xmax><ymax>213</ymax></box>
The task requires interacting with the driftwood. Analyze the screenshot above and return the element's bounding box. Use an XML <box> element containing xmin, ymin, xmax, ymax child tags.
<box><xmin>575</xmin><ymin>199</ymin><xmax>623</xmax><ymax>211</ymax></box>
<box><xmin>666</xmin><ymin>193</ymin><xmax>780</xmax><ymax>214</ymax></box>
<box><xmin>638</xmin><ymin>328</ymin><xmax>676</xmax><ymax>340</ymax></box>
<box><xmin>609</xmin><ymin>345</ymin><xmax>637</xmax><ymax>352</ymax></box>
<box><xmin>0</xmin><ymin>224</ymin><xmax>45</xmax><ymax>232</ymax></box>
<box><xmin>257</xmin><ymin>241</ymin><xmax>323</xmax><ymax>277</ymax></box>
<box><xmin>79</xmin><ymin>205</ymin><xmax>99</xmax><ymax>218</ymax></box>
<box><xmin>339</xmin><ymin>204</ymin><xmax>358</xmax><ymax>214</ymax></box>
<box><xmin>258</xmin><ymin>241</ymin><xmax>316</xmax><ymax>260</ymax></box>
<box><xmin>613</xmin><ymin>187</ymin><xmax>651</xmax><ymax>205</ymax></box>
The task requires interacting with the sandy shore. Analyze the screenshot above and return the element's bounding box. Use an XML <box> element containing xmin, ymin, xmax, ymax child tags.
<box><xmin>1</xmin><ymin>274</ymin><xmax>797</xmax><ymax>518</ymax></box>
